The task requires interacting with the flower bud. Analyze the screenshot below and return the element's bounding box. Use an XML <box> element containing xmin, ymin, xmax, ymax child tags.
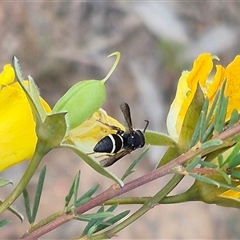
<box><xmin>52</xmin><ymin>52</ymin><xmax>120</xmax><ymax>130</ymax></box>
<box><xmin>53</xmin><ymin>79</ymin><xmax>106</xmax><ymax>130</ymax></box>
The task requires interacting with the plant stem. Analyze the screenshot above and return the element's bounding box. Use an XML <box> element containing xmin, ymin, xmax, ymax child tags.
<box><xmin>90</xmin><ymin>174</ymin><xmax>183</xmax><ymax>239</ymax></box>
<box><xmin>0</xmin><ymin>141</ymin><xmax>49</xmax><ymax>214</ymax></box>
<box><xmin>21</xmin><ymin>122</ymin><xmax>240</xmax><ymax>239</ymax></box>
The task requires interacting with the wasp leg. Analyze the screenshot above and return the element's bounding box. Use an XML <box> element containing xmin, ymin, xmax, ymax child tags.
<box><xmin>87</xmin><ymin>152</ymin><xmax>114</xmax><ymax>158</ymax></box>
<box><xmin>96</xmin><ymin>119</ymin><xmax>122</xmax><ymax>132</ymax></box>
<box><xmin>100</xmin><ymin>149</ymin><xmax>132</xmax><ymax>167</ymax></box>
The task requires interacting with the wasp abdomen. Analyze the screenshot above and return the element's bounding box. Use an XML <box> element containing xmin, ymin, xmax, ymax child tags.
<box><xmin>94</xmin><ymin>134</ymin><xmax>124</xmax><ymax>154</ymax></box>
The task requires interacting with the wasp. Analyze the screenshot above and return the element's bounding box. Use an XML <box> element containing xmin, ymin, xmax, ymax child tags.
<box><xmin>93</xmin><ymin>102</ymin><xmax>149</xmax><ymax>167</ymax></box>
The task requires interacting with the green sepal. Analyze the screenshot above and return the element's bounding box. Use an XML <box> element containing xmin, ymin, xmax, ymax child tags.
<box><xmin>63</xmin><ymin>144</ymin><xmax>124</xmax><ymax>187</ymax></box>
<box><xmin>36</xmin><ymin>112</ymin><xmax>67</xmax><ymax>148</ymax></box>
<box><xmin>13</xmin><ymin>57</ymin><xmax>47</xmax><ymax>123</ymax></box>
<box><xmin>144</xmin><ymin>130</ymin><xmax>177</xmax><ymax>147</ymax></box>
<box><xmin>178</xmin><ymin>84</ymin><xmax>204</xmax><ymax>152</ymax></box>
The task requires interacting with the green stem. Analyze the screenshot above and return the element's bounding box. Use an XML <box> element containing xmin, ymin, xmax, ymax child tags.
<box><xmin>0</xmin><ymin>141</ymin><xmax>50</xmax><ymax>214</ymax></box>
<box><xmin>91</xmin><ymin>174</ymin><xmax>184</xmax><ymax>240</ymax></box>
<box><xmin>104</xmin><ymin>186</ymin><xmax>198</xmax><ymax>205</ymax></box>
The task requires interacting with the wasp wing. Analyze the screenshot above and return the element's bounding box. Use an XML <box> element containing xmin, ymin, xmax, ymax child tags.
<box><xmin>120</xmin><ymin>102</ymin><xmax>133</xmax><ymax>133</ymax></box>
<box><xmin>100</xmin><ymin>149</ymin><xmax>132</xmax><ymax>167</ymax></box>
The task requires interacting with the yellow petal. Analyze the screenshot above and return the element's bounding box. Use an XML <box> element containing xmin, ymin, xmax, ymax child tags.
<box><xmin>0</xmin><ymin>64</ymin><xmax>15</xmax><ymax>86</ymax></box>
<box><xmin>166</xmin><ymin>71</ymin><xmax>190</xmax><ymax>139</ymax></box>
<box><xmin>65</xmin><ymin>108</ymin><xmax>125</xmax><ymax>152</ymax></box>
<box><xmin>224</xmin><ymin>56</ymin><xmax>240</xmax><ymax>120</ymax></box>
<box><xmin>0</xmin><ymin>82</ymin><xmax>51</xmax><ymax>171</ymax></box>
<box><xmin>167</xmin><ymin>53</ymin><xmax>213</xmax><ymax>140</ymax></box>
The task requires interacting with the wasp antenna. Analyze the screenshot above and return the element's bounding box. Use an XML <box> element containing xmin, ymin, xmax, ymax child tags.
<box><xmin>143</xmin><ymin>120</ymin><xmax>149</xmax><ymax>132</ymax></box>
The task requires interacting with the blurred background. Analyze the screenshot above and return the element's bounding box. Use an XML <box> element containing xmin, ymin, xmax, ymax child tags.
<box><xmin>1</xmin><ymin>2</ymin><xmax>240</xmax><ymax>239</ymax></box>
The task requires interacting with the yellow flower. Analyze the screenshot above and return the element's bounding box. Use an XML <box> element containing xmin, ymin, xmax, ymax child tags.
<box><xmin>167</xmin><ymin>53</ymin><xmax>240</xmax><ymax>141</ymax></box>
<box><xmin>65</xmin><ymin>108</ymin><xmax>124</xmax><ymax>153</ymax></box>
<box><xmin>166</xmin><ymin>53</ymin><xmax>240</xmax><ymax>206</ymax></box>
<box><xmin>0</xmin><ymin>64</ymin><xmax>51</xmax><ymax>171</ymax></box>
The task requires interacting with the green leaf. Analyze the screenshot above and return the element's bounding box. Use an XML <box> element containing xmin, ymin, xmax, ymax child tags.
<box><xmin>121</xmin><ymin>146</ymin><xmax>149</xmax><ymax>181</ymax></box>
<box><xmin>81</xmin><ymin>206</ymin><xmax>105</xmax><ymax>236</ymax></box>
<box><xmin>228</xmin><ymin>109</ymin><xmax>239</xmax><ymax>127</ymax></box>
<box><xmin>31</xmin><ymin>166</ymin><xmax>47</xmax><ymax>222</ymax></box>
<box><xmin>76</xmin><ymin>212</ymin><xmax>114</xmax><ymax>221</ymax></box>
<box><xmin>0</xmin><ymin>179</ymin><xmax>13</xmax><ymax>187</ymax></box>
<box><xmin>72</xmin><ymin>171</ymin><xmax>81</xmax><ymax>215</ymax></box>
<box><xmin>144</xmin><ymin>131</ymin><xmax>177</xmax><ymax>147</ymax></box>
<box><xmin>190</xmin><ymin>107</ymin><xmax>206</xmax><ymax>148</ymax></box>
<box><xmin>81</xmin><ymin>205</ymin><xmax>118</xmax><ymax>237</ymax></box>
<box><xmin>228</xmin><ymin>153</ymin><xmax>240</xmax><ymax>169</ymax></box>
<box><xmin>22</xmin><ymin>166</ymin><xmax>47</xmax><ymax>224</ymax></box>
<box><xmin>95</xmin><ymin>210</ymin><xmax>130</xmax><ymax>233</ymax></box>
<box><xmin>201</xmin><ymin>139</ymin><xmax>223</xmax><ymax>149</ymax></box>
<box><xmin>190</xmin><ymin>173</ymin><xmax>240</xmax><ymax>192</ymax></box>
<box><xmin>76</xmin><ymin>184</ymin><xmax>99</xmax><ymax>207</ymax></box>
<box><xmin>205</xmin><ymin>91</ymin><xmax>220</xmax><ymax>130</ymax></box>
<box><xmin>178</xmin><ymin>84</ymin><xmax>204</xmax><ymax>152</ymax></box>
<box><xmin>0</xmin><ymin>199</ymin><xmax>24</xmax><ymax>222</ymax></box>
<box><xmin>199</xmin><ymin>161</ymin><xmax>218</xmax><ymax>169</ymax></box>
<box><xmin>221</xmin><ymin>142</ymin><xmax>240</xmax><ymax>168</ymax></box>
<box><xmin>23</xmin><ymin>189</ymin><xmax>32</xmax><ymax>223</ymax></box>
<box><xmin>65</xmin><ymin>172</ymin><xmax>81</xmax><ymax>209</ymax></box>
<box><xmin>219</xmin><ymin>170</ymin><xmax>231</xmax><ymax>185</ymax></box>
<box><xmin>63</xmin><ymin>144</ymin><xmax>124</xmax><ymax>187</ymax></box>
<box><xmin>214</xmin><ymin>80</ymin><xmax>228</xmax><ymax>134</ymax></box>
<box><xmin>0</xmin><ymin>219</ymin><xmax>10</xmax><ymax>228</ymax></box>
<box><xmin>185</xmin><ymin>156</ymin><xmax>201</xmax><ymax>172</ymax></box>
<box><xmin>202</xmin><ymin>122</ymin><xmax>214</xmax><ymax>142</ymax></box>
<box><xmin>231</xmin><ymin>170</ymin><xmax>240</xmax><ymax>179</ymax></box>
<box><xmin>218</xmin><ymin>154</ymin><xmax>224</xmax><ymax>167</ymax></box>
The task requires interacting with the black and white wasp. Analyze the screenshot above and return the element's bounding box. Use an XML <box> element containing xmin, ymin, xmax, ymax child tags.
<box><xmin>93</xmin><ymin>102</ymin><xmax>149</xmax><ymax>167</ymax></box>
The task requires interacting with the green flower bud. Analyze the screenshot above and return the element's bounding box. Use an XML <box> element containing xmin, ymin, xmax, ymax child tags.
<box><xmin>52</xmin><ymin>80</ymin><xmax>105</xmax><ymax>130</ymax></box>
<box><xmin>52</xmin><ymin>52</ymin><xmax>120</xmax><ymax>130</ymax></box>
